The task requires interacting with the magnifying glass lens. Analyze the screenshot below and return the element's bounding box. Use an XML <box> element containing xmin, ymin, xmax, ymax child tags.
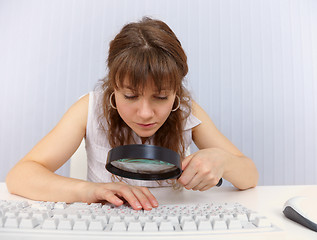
<box><xmin>111</xmin><ymin>158</ymin><xmax>178</xmax><ymax>174</ymax></box>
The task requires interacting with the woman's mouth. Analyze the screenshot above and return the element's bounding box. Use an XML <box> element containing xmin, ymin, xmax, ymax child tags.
<box><xmin>137</xmin><ymin>123</ymin><xmax>156</xmax><ymax>128</ymax></box>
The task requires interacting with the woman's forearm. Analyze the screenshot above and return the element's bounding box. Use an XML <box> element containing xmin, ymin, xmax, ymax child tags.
<box><xmin>223</xmin><ymin>155</ymin><xmax>259</xmax><ymax>190</ymax></box>
<box><xmin>6</xmin><ymin>160</ymin><xmax>88</xmax><ymax>203</ymax></box>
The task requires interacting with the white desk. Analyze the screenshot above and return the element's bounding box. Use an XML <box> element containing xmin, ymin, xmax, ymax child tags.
<box><xmin>1</xmin><ymin>183</ymin><xmax>316</xmax><ymax>239</ymax></box>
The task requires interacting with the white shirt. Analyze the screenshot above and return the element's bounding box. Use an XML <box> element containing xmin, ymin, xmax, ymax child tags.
<box><xmin>85</xmin><ymin>90</ymin><xmax>201</xmax><ymax>187</ymax></box>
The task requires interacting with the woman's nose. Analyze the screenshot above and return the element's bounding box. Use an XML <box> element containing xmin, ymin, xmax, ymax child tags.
<box><xmin>137</xmin><ymin>99</ymin><xmax>154</xmax><ymax>119</ymax></box>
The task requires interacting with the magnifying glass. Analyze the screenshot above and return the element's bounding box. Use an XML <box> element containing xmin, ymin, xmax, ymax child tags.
<box><xmin>106</xmin><ymin>144</ymin><xmax>222</xmax><ymax>186</ymax></box>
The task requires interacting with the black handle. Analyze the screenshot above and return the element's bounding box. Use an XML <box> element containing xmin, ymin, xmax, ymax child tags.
<box><xmin>216</xmin><ymin>178</ymin><xmax>223</xmax><ymax>187</ymax></box>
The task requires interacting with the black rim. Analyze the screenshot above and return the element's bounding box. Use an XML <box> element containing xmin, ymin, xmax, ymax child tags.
<box><xmin>106</xmin><ymin>144</ymin><xmax>182</xmax><ymax>180</ymax></box>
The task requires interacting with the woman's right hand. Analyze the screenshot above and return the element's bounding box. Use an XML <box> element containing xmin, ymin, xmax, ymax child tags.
<box><xmin>82</xmin><ymin>182</ymin><xmax>158</xmax><ymax>210</ymax></box>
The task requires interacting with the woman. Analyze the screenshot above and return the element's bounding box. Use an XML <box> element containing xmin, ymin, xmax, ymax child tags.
<box><xmin>6</xmin><ymin>17</ymin><xmax>258</xmax><ymax>211</ymax></box>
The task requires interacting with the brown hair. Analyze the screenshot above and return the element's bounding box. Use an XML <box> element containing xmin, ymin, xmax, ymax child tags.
<box><xmin>100</xmin><ymin>17</ymin><xmax>191</xmax><ymax>160</ymax></box>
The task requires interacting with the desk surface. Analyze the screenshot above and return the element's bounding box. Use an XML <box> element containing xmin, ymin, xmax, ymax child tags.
<box><xmin>1</xmin><ymin>183</ymin><xmax>317</xmax><ymax>239</ymax></box>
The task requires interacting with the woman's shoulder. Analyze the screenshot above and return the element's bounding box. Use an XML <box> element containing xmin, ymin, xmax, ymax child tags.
<box><xmin>190</xmin><ymin>100</ymin><xmax>209</xmax><ymax>122</ymax></box>
<box><xmin>77</xmin><ymin>93</ymin><xmax>90</xmax><ymax>105</ymax></box>
<box><xmin>184</xmin><ymin>100</ymin><xmax>202</xmax><ymax>130</ymax></box>
<box><xmin>66</xmin><ymin>94</ymin><xmax>90</xmax><ymax>120</ymax></box>
<box><xmin>61</xmin><ymin>94</ymin><xmax>90</xmax><ymax>132</ymax></box>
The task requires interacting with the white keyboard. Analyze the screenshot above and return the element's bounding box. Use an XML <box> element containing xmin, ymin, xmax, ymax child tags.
<box><xmin>0</xmin><ymin>199</ymin><xmax>283</xmax><ymax>240</ymax></box>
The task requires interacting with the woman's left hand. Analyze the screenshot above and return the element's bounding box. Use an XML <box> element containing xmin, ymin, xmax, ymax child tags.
<box><xmin>177</xmin><ymin>148</ymin><xmax>229</xmax><ymax>191</ymax></box>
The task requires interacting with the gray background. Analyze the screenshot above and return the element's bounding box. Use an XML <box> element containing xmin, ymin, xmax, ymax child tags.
<box><xmin>0</xmin><ymin>0</ymin><xmax>316</xmax><ymax>186</ymax></box>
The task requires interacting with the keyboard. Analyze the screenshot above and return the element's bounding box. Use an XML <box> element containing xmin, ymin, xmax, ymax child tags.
<box><xmin>0</xmin><ymin>199</ymin><xmax>283</xmax><ymax>240</ymax></box>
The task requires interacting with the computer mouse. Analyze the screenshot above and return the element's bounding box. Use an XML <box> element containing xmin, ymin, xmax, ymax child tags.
<box><xmin>283</xmin><ymin>196</ymin><xmax>317</xmax><ymax>232</ymax></box>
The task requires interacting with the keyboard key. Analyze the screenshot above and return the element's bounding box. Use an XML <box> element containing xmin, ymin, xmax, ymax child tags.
<box><xmin>123</xmin><ymin>214</ymin><xmax>136</xmax><ymax>223</ymax></box>
<box><xmin>68</xmin><ymin>202</ymin><xmax>89</xmax><ymax>209</ymax></box>
<box><xmin>18</xmin><ymin>211</ymin><xmax>32</xmax><ymax>218</ymax></box>
<box><xmin>5</xmin><ymin>211</ymin><xmax>18</xmax><ymax>218</ymax></box>
<box><xmin>209</xmin><ymin>214</ymin><xmax>221</xmax><ymax>221</ymax></box>
<box><xmin>32</xmin><ymin>202</ymin><xmax>54</xmax><ymax>211</ymax></box>
<box><xmin>42</xmin><ymin>218</ymin><xmax>58</xmax><ymax>229</ymax></box>
<box><xmin>152</xmin><ymin>215</ymin><xmax>164</xmax><ymax>223</ymax></box>
<box><xmin>226</xmin><ymin>219</ymin><xmax>242</xmax><ymax>229</ymax></box>
<box><xmin>181</xmin><ymin>219</ymin><xmax>197</xmax><ymax>231</ymax></box>
<box><xmin>94</xmin><ymin>215</ymin><xmax>108</xmax><ymax>223</ymax></box>
<box><xmin>52</xmin><ymin>210</ymin><xmax>67</xmax><ymax>219</ymax></box>
<box><xmin>197</xmin><ymin>219</ymin><xmax>212</xmax><ymax>231</ymax></box>
<box><xmin>248</xmin><ymin>212</ymin><xmax>261</xmax><ymax>221</ymax></box>
<box><xmin>67</xmin><ymin>211</ymin><xmax>81</xmax><ymax>220</ymax></box>
<box><xmin>57</xmin><ymin>218</ymin><xmax>74</xmax><ymax>230</ymax></box>
<box><xmin>4</xmin><ymin>217</ymin><xmax>20</xmax><ymax>228</ymax></box>
<box><xmin>159</xmin><ymin>220</ymin><xmax>174</xmax><ymax>231</ymax></box>
<box><xmin>252</xmin><ymin>217</ymin><xmax>272</xmax><ymax>228</ymax></box>
<box><xmin>89</xmin><ymin>203</ymin><xmax>102</xmax><ymax>208</ymax></box>
<box><xmin>127</xmin><ymin>221</ymin><xmax>143</xmax><ymax>231</ymax></box>
<box><xmin>220</xmin><ymin>213</ymin><xmax>234</xmax><ymax>220</ymax></box>
<box><xmin>73</xmin><ymin>219</ymin><xmax>88</xmax><ymax>230</ymax></box>
<box><xmin>212</xmin><ymin>219</ymin><xmax>227</xmax><ymax>230</ymax></box>
<box><xmin>180</xmin><ymin>215</ymin><xmax>193</xmax><ymax>224</ymax></box>
<box><xmin>166</xmin><ymin>215</ymin><xmax>179</xmax><ymax>223</ymax></box>
<box><xmin>234</xmin><ymin>213</ymin><xmax>249</xmax><ymax>221</ymax></box>
<box><xmin>81</xmin><ymin>213</ymin><xmax>95</xmax><ymax>221</ymax></box>
<box><xmin>19</xmin><ymin>217</ymin><xmax>39</xmax><ymax>229</ymax></box>
<box><xmin>143</xmin><ymin>221</ymin><xmax>159</xmax><ymax>232</ymax></box>
<box><xmin>33</xmin><ymin>211</ymin><xmax>51</xmax><ymax>220</ymax></box>
<box><xmin>138</xmin><ymin>215</ymin><xmax>151</xmax><ymax>223</ymax></box>
<box><xmin>109</xmin><ymin>215</ymin><xmax>121</xmax><ymax>223</ymax></box>
<box><xmin>241</xmin><ymin>221</ymin><xmax>257</xmax><ymax>229</ymax></box>
<box><xmin>194</xmin><ymin>215</ymin><xmax>208</xmax><ymax>222</ymax></box>
<box><xmin>88</xmin><ymin>219</ymin><xmax>105</xmax><ymax>231</ymax></box>
<box><xmin>54</xmin><ymin>202</ymin><xmax>67</xmax><ymax>209</ymax></box>
<box><xmin>111</xmin><ymin>221</ymin><xmax>126</xmax><ymax>231</ymax></box>
<box><xmin>16</xmin><ymin>201</ymin><xmax>29</xmax><ymax>209</ymax></box>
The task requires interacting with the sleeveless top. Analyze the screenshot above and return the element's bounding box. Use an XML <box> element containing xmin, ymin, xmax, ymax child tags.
<box><xmin>85</xmin><ymin>90</ymin><xmax>201</xmax><ymax>187</ymax></box>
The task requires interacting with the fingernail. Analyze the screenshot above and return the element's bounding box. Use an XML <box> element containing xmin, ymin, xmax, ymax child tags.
<box><xmin>152</xmin><ymin>200</ymin><xmax>158</xmax><ymax>207</ymax></box>
<box><xmin>135</xmin><ymin>202</ymin><xmax>142</xmax><ymax>209</ymax></box>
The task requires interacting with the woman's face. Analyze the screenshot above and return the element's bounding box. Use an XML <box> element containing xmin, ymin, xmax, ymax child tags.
<box><xmin>114</xmin><ymin>78</ymin><xmax>176</xmax><ymax>140</ymax></box>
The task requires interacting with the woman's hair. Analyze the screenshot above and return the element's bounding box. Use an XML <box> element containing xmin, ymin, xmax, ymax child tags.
<box><xmin>100</xmin><ymin>17</ymin><xmax>191</xmax><ymax>160</ymax></box>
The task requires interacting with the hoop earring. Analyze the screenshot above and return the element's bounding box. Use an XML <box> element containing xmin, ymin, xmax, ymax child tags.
<box><xmin>171</xmin><ymin>95</ymin><xmax>180</xmax><ymax>112</ymax></box>
<box><xmin>109</xmin><ymin>92</ymin><xmax>117</xmax><ymax>109</ymax></box>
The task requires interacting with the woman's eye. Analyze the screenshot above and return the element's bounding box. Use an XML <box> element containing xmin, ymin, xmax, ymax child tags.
<box><xmin>155</xmin><ymin>96</ymin><xmax>168</xmax><ymax>100</ymax></box>
<box><xmin>124</xmin><ymin>95</ymin><xmax>138</xmax><ymax>99</ymax></box>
